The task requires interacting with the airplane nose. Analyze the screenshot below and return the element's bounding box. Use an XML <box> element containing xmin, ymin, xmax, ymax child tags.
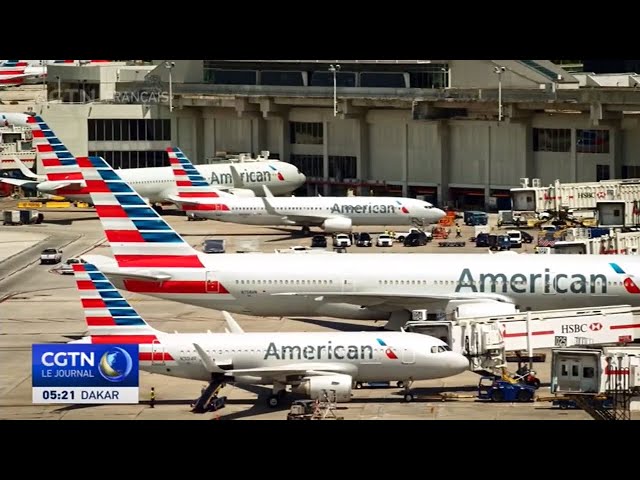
<box><xmin>433</xmin><ymin>208</ymin><xmax>446</xmax><ymax>221</ymax></box>
<box><xmin>446</xmin><ymin>352</ymin><xmax>469</xmax><ymax>375</ymax></box>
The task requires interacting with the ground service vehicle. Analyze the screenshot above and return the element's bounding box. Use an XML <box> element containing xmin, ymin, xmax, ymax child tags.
<box><xmin>40</xmin><ymin>248</ymin><xmax>62</xmax><ymax>264</ymax></box>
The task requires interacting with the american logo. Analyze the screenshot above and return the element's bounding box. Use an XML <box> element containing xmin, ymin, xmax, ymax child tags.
<box><xmin>376</xmin><ymin>339</ymin><xmax>398</xmax><ymax>360</ymax></box>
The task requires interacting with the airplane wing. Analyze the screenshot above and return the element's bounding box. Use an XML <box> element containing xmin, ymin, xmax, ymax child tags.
<box><xmin>12</xmin><ymin>156</ymin><xmax>43</xmax><ymax>180</ymax></box>
<box><xmin>224</xmin><ymin>363</ymin><xmax>357</xmax><ymax>382</ymax></box>
<box><xmin>260</xmin><ymin>194</ymin><xmax>337</xmax><ymax>226</ymax></box>
<box><xmin>0</xmin><ymin>177</ymin><xmax>38</xmax><ymax>187</ymax></box>
<box><xmin>229</xmin><ymin>164</ymin><xmax>245</xmax><ymax>188</ymax></box>
<box><xmin>271</xmin><ymin>291</ymin><xmax>515</xmax><ymax>309</ymax></box>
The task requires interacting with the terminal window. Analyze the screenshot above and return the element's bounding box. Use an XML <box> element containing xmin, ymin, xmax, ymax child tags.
<box><xmin>289</xmin><ymin>122</ymin><xmax>323</xmax><ymax>145</ymax></box>
<box><xmin>622</xmin><ymin>165</ymin><xmax>640</xmax><ymax>178</ymax></box>
<box><xmin>88</xmin><ymin>119</ymin><xmax>171</xmax><ymax>142</ymax></box>
<box><xmin>289</xmin><ymin>154</ymin><xmax>323</xmax><ymax>178</ymax></box>
<box><xmin>329</xmin><ymin>156</ymin><xmax>357</xmax><ymax>180</ymax></box>
<box><xmin>533</xmin><ymin>128</ymin><xmax>571</xmax><ymax>152</ymax></box>
<box><xmin>576</xmin><ymin>129</ymin><xmax>609</xmax><ymax>154</ymax></box>
<box><xmin>89</xmin><ymin>150</ymin><xmax>168</xmax><ymax>169</ymax></box>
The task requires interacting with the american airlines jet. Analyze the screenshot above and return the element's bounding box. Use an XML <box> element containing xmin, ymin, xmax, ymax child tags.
<box><xmin>71</xmin><ymin>263</ymin><xmax>469</xmax><ymax>406</ymax></box>
<box><xmin>168</xmin><ymin>147</ymin><xmax>445</xmax><ymax>233</ymax></box>
<box><xmin>76</xmin><ymin>154</ymin><xmax>640</xmax><ymax>330</ymax></box>
<box><xmin>0</xmin><ymin>116</ymin><xmax>306</xmax><ymax>203</ymax></box>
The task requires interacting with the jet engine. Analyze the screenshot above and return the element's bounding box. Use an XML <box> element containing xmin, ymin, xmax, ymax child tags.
<box><xmin>321</xmin><ymin>217</ymin><xmax>352</xmax><ymax>233</ymax></box>
<box><xmin>227</xmin><ymin>188</ymin><xmax>256</xmax><ymax>198</ymax></box>
<box><xmin>291</xmin><ymin>374</ymin><xmax>353</xmax><ymax>402</ymax></box>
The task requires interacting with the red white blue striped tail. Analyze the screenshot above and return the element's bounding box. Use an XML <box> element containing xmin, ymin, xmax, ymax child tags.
<box><xmin>78</xmin><ymin>156</ymin><xmax>204</xmax><ymax>269</ymax></box>
<box><xmin>73</xmin><ymin>263</ymin><xmax>174</xmax><ymax>362</ymax></box>
<box><xmin>167</xmin><ymin>147</ymin><xmax>228</xmax><ymax>199</ymax></box>
<box><xmin>28</xmin><ymin>115</ymin><xmax>82</xmax><ymax>182</ymax></box>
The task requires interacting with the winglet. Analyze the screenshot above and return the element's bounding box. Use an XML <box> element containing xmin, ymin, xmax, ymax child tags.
<box><xmin>222</xmin><ymin>310</ymin><xmax>244</xmax><ymax>334</ymax></box>
<box><xmin>229</xmin><ymin>164</ymin><xmax>245</xmax><ymax>189</ymax></box>
<box><xmin>262</xmin><ymin>184</ymin><xmax>274</xmax><ymax>198</ymax></box>
<box><xmin>193</xmin><ymin>343</ymin><xmax>224</xmax><ymax>372</ymax></box>
<box><xmin>261</xmin><ymin>194</ymin><xmax>281</xmax><ymax>217</ymax></box>
<box><xmin>12</xmin><ymin>156</ymin><xmax>42</xmax><ymax>180</ymax></box>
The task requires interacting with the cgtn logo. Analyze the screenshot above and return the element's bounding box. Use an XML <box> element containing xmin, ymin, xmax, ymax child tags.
<box><xmin>32</xmin><ymin>344</ymin><xmax>139</xmax><ymax>404</ymax></box>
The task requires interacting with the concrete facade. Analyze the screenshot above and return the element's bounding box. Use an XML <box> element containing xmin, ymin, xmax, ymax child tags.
<box><xmin>18</xmin><ymin>60</ymin><xmax>640</xmax><ymax>209</ymax></box>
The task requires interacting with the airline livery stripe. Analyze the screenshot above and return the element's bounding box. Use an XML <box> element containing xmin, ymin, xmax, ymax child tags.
<box><xmin>84</xmin><ymin>180</ymin><xmax>112</xmax><ymax>192</ymax></box>
<box><xmin>76</xmin><ymin>280</ymin><xmax>97</xmax><ymax>290</ymax></box>
<box><xmin>123</xmin><ymin>279</ymin><xmax>215</xmax><ymax>294</ymax></box>
<box><xmin>81</xmin><ymin>299</ymin><xmax>106</xmax><ymax>308</ymax></box>
<box><xmin>96</xmin><ymin>205</ymin><xmax>128</xmax><ymax>218</ymax></box>
<box><xmin>114</xmin><ymin>255</ymin><xmax>204</xmax><ymax>268</ymax></box>
<box><xmin>179</xmin><ymin>192</ymin><xmax>219</xmax><ymax>198</ymax></box>
<box><xmin>106</xmin><ymin>230</ymin><xmax>145</xmax><ymax>242</ymax></box>
<box><xmin>140</xmin><ymin>232</ymin><xmax>184</xmax><ymax>243</ymax></box>
<box><xmin>38</xmin><ymin>144</ymin><xmax>54</xmax><ymax>152</ymax></box>
<box><xmin>91</xmin><ymin>335</ymin><xmax>158</xmax><ymax>344</ymax></box>
<box><xmin>184</xmin><ymin>204</ymin><xmax>230</xmax><ymax>211</ymax></box>
<box><xmin>503</xmin><ymin>330</ymin><xmax>555</xmax><ymax>338</ymax></box>
<box><xmin>86</xmin><ymin>316</ymin><xmax>116</xmax><ymax>326</ymax></box>
<box><xmin>176</xmin><ymin>181</ymin><xmax>193</xmax><ymax>187</ymax></box>
<box><xmin>610</xmin><ymin>323</ymin><xmax>640</xmax><ymax>330</ymax></box>
<box><xmin>31</xmin><ymin>130</ymin><xmax>44</xmax><ymax>138</ymax></box>
<box><xmin>139</xmin><ymin>352</ymin><xmax>175</xmax><ymax>361</ymax></box>
<box><xmin>46</xmin><ymin>172</ymin><xmax>83</xmax><ymax>181</ymax></box>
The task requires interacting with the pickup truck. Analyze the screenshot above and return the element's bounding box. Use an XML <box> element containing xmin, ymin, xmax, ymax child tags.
<box><xmin>40</xmin><ymin>248</ymin><xmax>63</xmax><ymax>265</ymax></box>
<box><xmin>394</xmin><ymin>228</ymin><xmax>432</xmax><ymax>243</ymax></box>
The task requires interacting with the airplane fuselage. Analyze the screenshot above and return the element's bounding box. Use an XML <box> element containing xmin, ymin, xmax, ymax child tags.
<box><xmin>138</xmin><ymin>331</ymin><xmax>467</xmax><ymax>383</ymax></box>
<box><xmin>189</xmin><ymin>196</ymin><xmax>444</xmax><ymax>228</ymax></box>
<box><xmin>39</xmin><ymin>161</ymin><xmax>305</xmax><ymax>203</ymax></box>
<box><xmin>93</xmin><ymin>252</ymin><xmax>640</xmax><ymax>320</ymax></box>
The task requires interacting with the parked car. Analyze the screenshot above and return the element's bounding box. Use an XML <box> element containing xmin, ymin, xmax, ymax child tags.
<box><xmin>311</xmin><ymin>235</ymin><xmax>327</xmax><ymax>248</ymax></box>
<box><xmin>355</xmin><ymin>232</ymin><xmax>373</xmax><ymax>247</ymax></box>
<box><xmin>59</xmin><ymin>257</ymin><xmax>87</xmax><ymax>274</ymax></box>
<box><xmin>403</xmin><ymin>231</ymin><xmax>429</xmax><ymax>247</ymax></box>
<box><xmin>203</xmin><ymin>239</ymin><xmax>225</xmax><ymax>254</ymax></box>
<box><xmin>376</xmin><ymin>234</ymin><xmax>394</xmax><ymax>247</ymax></box>
<box><xmin>40</xmin><ymin>248</ymin><xmax>62</xmax><ymax>265</ymax></box>
<box><xmin>333</xmin><ymin>234</ymin><xmax>352</xmax><ymax>248</ymax></box>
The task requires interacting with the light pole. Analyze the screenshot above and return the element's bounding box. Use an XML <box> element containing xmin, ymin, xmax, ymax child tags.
<box><xmin>329</xmin><ymin>64</ymin><xmax>341</xmax><ymax>117</ymax></box>
<box><xmin>494</xmin><ymin>66</ymin><xmax>506</xmax><ymax>122</ymax></box>
<box><xmin>440</xmin><ymin>67</ymin><xmax>447</xmax><ymax>89</ymax></box>
<box><xmin>56</xmin><ymin>75</ymin><xmax>61</xmax><ymax>102</ymax></box>
<box><xmin>164</xmin><ymin>61</ymin><xmax>175</xmax><ymax>112</ymax></box>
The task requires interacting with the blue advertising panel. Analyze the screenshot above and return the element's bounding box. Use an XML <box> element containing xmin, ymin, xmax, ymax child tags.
<box><xmin>32</xmin><ymin>344</ymin><xmax>139</xmax><ymax>404</ymax></box>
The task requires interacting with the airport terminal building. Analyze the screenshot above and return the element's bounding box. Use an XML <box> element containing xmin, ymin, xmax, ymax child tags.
<box><xmin>16</xmin><ymin>59</ymin><xmax>640</xmax><ymax>209</ymax></box>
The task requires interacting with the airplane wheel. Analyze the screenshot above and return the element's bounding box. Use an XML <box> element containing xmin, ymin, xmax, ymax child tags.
<box><xmin>267</xmin><ymin>395</ymin><xmax>280</xmax><ymax>408</ymax></box>
<box><xmin>397</xmin><ymin>381</ymin><xmax>404</xmax><ymax>388</ymax></box>
<box><xmin>403</xmin><ymin>392</ymin><xmax>414</xmax><ymax>403</ymax></box>
<box><xmin>355</xmin><ymin>382</ymin><xmax>363</xmax><ymax>389</ymax></box>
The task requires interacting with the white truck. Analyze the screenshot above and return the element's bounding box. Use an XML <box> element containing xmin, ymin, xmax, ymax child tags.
<box><xmin>40</xmin><ymin>248</ymin><xmax>63</xmax><ymax>265</ymax></box>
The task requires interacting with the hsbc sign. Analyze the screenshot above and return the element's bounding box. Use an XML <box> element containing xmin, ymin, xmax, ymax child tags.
<box><xmin>561</xmin><ymin>323</ymin><xmax>604</xmax><ymax>334</ymax></box>
<box><xmin>561</xmin><ymin>324</ymin><xmax>587</xmax><ymax>334</ymax></box>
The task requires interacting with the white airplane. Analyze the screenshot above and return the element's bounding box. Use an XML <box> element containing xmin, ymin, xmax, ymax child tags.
<box><xmin>0</xmin><ymin>116</ymin><xmax>306</xmax><ymax>203</ymax></box>
<box><xmin>0</xmin><ymin>60</ymin><xmax>111</xmax><ymax>86</ymax></box>
<box><xmin>77</xmin><ymin>155</ymin><xmax>640</xmax><ymax>331</ymax></box>
<box><xmin>70</xmin><ymin>262</ymin><xmax>469</xmax><ymax>407</ymax></box>
<box><xmin>168</xmin><ymin>147</ymin><xmax>446</xmax><ymax>233</ymax></box>
<box><xmin>0</xmin><ymin>112</ymin><xmax>32</xmax><ymax>127</ymax></box>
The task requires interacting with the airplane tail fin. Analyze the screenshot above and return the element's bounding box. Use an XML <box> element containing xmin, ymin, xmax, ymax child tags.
<box><xmin>167</xmin><ymin>147</ymin><xmax>230</xmax><ymax>201</ymax></box>
<box><xmin>73</xmin><ymin>262</ymin><xmax>160</xmax><ymax>338</ymax></box>
<box><xmin>28</xmin><ymin>115</ymin><xmax>82</xmax><ymax>183</ymax></box>
<box><xmin>0</xmin><ymin>61</ymin><xmax>27</xmax><ymax>85</ymax></box>
<box><xmin>72</xmin><ymin>263</ymin><xmax>174</xmax><ymax>362</ymax></box>
<box><xmin>77</xmin><ymin>156</ymin><xmax>204</xmax><ymax>269</ymax></box>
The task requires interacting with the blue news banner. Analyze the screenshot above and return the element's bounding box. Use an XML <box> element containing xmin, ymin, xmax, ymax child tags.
<box><xmin>32</xmin><ymin>344</ymin><xmax>139</xmax><ymax>404</ymax></box>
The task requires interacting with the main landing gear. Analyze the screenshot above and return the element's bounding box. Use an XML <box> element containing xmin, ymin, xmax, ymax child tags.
<box><xmin>267</xmin><ymin>383</ymin><xmax>288</xmax><ymax>408</ymax></box>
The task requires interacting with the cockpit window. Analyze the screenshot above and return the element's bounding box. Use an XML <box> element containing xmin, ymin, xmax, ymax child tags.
<box><xmin>430</xmin><ymin>345</ymin><xmax>451</xmax><ymax>353</ymax></box>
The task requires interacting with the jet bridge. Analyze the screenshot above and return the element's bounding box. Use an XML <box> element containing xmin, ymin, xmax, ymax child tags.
<box><xmin>404</xmin><ymin>305</ymin><xmax>640</xmax><ymax>375</ymax></box>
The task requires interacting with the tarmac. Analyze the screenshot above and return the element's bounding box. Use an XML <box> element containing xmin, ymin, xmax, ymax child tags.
<box><xmin>1</xmin><ymin>199</ymin><xmax>637</xmax><ymax>420</ymax></box>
